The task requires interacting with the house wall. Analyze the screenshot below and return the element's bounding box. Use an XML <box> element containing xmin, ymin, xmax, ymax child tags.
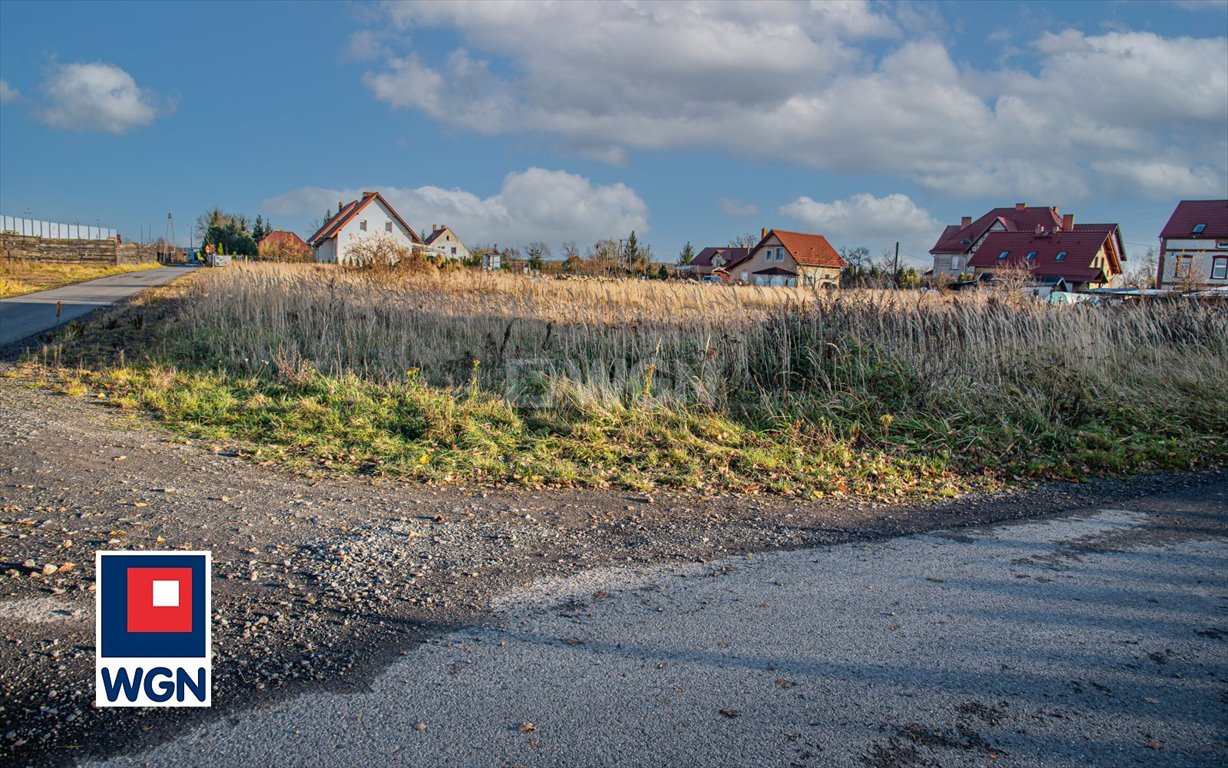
<box><xmin>338</xmin><ymin>200</ymin><xmax>415</xmax><ymax>265</ymax></box>
<box><xmin>797</xmin><ymin>265</ymin><xmax>842</xmax><ymax>287</ymax></box>
<box><xmin>314</xmin><ymin>238</ymin><xmax>337</xmax><ymax>264</ymax></box>
<box><xmin>741</xmin><ymin>236</ymin><xmax>792</xmax><ymax>284</ymax></box>
<box><xmin>1157</xmin><ymin>237</ymin><xmax>1228</xmax><ymax>289</ymax></box>
<box><xmin>427</xmin><ymin>228</ymin><xmax>470</xmax><ymax>261</ymax></box>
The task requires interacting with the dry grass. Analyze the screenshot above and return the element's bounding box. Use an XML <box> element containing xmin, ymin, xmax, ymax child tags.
<box><xmin>0</xmin><ymin>258</ymin><xmax>161</xmax><ymax>298</ymax></box>
<box><xmin>30</xmin><ymin>262</ymin><xmax>1228</xmax><ymax>494</ymax></box>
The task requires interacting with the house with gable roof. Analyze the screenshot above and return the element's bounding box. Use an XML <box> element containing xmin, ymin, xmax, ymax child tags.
<box><xmin>741</xmin><ymin>229</ymin><xmax>847</xmax><ymax>287</ymax></box>
<box><xmin>932</xmin><ymin>203</ymin><xmax>1125</xmax><ymax>290</ymax></box>
<box><xmin>929</xmin><ymin>203</ymin><xmax>1068</xmax><ymax>278</ymax></box>
<box><xmin>686</xmin><ymin>246</ymin><xmax>751</xmax><ymax>281</ymax></box>
<box><xmin>307</xmin><ymin>191</ymin><xmax>422</xmax><ymax>265</ymax></box>
<box><xmin>1155</xmin><ymin>199</ymin><xmax>1228</xmax><ymax>290</ymax></box>
<box><xmin>965</xmin><ymin>222</ymin><xmax>1126</xmax><ymax>292</ymax></box>
<box><xmin>422</xmin><ymin>224</ymin><xmax>470</xmax><ymax>262</ymax></box>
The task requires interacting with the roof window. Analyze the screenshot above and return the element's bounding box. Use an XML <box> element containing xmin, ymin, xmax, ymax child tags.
<box><xmin>1025</xmin><ymin>251</ymin><xmax>1037</xmax><ymax>261</ymax></box>
<box><xmin>1055</xmin><ymin>251</ymin><xmax>1067</xmax><ymax>261</ymax></box>
<box><xmin>1193</xmin><ymin>223</ymin><xmax>1207</xmax><ymax>234</ymax></box>
<box><xmin>997</xmin><ymin>250</ymin><xmax>1009</xmax><ymax>260</ymax></box>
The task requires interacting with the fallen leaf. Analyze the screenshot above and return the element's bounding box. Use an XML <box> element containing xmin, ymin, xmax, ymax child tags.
<box><xmin>719</xmin><ymin>708</ymin><xmax>740</xmax><ymax>718</ymax></box>
<box><xmin>517</xmin><ymin>722</ymin><xmax>537</xmax><ymax>733</ymax></box>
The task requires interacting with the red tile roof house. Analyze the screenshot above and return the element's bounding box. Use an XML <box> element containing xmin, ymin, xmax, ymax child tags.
<box><xmin>966</xmin><ymin>224</ymin><xmax>1126</xmax><ymax>292</ymax></box>
<box><xmin>932</xmin><ymin>203</ymin><xmax>1125</xmax><ymax>291</ymax></box>
<box><xmin>739</xmin><ymin>229</ymin><xmax>847</xmax><ymax>287</ymax></box>
<box><xmin>257</xmin><ymin>229</ymin><xmax>310</xmax><ymax>259</ymax></box>
<box><xmin>1155</xmin><ymin>200</ymin><xmax>1228</xmax><ymax>290</ymax></box>
<box><xmin>685</xmin><ymin>247</ymin><xmax>751</xmax><ymax>281</ymax></box>
<box><xmin>307</xmin><ymin>191</ymin><xmax>422</xmax><ymax>265</ymax></box>
<box><xmin>930</xmin><ymin>203</ymin><xmax>1073</xmax><ymax>279</ymax></box>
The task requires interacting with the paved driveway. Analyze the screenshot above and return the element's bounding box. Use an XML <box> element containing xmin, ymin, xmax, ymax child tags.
<box><xmin>0</xmin><ymin>265</ymin><xmax>195</xmax><ymax>346</ymax></box>
<box><xmin>95</xmin><ymin>483</ymin><xmax>1227</xmax><ymax>767</ymax></box>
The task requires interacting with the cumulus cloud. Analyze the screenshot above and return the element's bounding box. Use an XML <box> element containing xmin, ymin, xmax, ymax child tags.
<box><xmin>38</xmin><ymin>62</ymin><xmax>166</xmax><ymax>133</ymax></box>
<box><xmin>780</xmin><ymin>193</ymin><xmax>942</xmax><ymax>261</ymax></box>
<box><xmin>262</xmin><ymin>168</ymin><xmax>648</xmax><ymax>248</ymax></box>
<box><xmin>0</xmin><ymin>80</ymin><xmax>18</xmax><ymax>103</ymax></box>
<box><xmin>355</xmin><ymin>2</ymin><xmax>1227</xmax><ymax>201</ymax></box>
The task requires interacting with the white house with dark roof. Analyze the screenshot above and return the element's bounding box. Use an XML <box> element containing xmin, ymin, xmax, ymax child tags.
<box><xmin>308</xmin><ymin>192</ymin><xmax>421</xmax><ymax>265</ymax></box>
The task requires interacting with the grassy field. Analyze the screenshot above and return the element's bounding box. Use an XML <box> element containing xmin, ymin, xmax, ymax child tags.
<box><xmin>0</xmin><ymin>258</ymin><xmax>162</xmax><ymax>298</ymax></box>
<box><xmin>25</xmin><ymin>262</ymin><xmax>1228</xmax><ymax>497</ymax></box>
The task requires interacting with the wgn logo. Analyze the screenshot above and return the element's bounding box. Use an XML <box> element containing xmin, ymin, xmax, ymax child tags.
<box><xmin>95</xmin><ymin>551</ymin><xmax>211</xmax><ymax>707</ymax></box>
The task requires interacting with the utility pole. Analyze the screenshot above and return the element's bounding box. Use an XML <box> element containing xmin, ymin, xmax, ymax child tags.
<box><xmin>893</xmin><ymin>241</ymin><xmax>900</xmax><ymax>289</ymax></box>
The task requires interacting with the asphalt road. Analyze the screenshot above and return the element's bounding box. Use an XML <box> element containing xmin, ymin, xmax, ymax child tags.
<box><xmin>0</xmin><ymin>265</ymin><xmax>195</xmax><ymax>346</ymax></box>
<box><xmin>94</xmin><ymin>484</ymin><xmax>1227</xmax><ymax>768</ymax></box>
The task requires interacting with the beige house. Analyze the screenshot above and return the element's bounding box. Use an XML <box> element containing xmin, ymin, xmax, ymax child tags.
<box><xmin>736</xmin><ymin>229</ymin><xmax>846</xmax><ymax>286</ymax></box>
<box><xmin>423</xmin><ymin>224</ymin><xmax>470</xmax><ymax>262</ymax></box>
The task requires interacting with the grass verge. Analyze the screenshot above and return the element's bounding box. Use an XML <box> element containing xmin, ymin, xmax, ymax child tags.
<box><xmin>0</xmin><ymin>259</ymin><xmax>162</xmax><ymax>298</ymax></box>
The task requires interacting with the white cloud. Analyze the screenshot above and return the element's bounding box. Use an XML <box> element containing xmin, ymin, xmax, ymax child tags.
<box><xmin>38</xmin><ymin>62</ymin><xmax>165</xmax><ymax>133</ymax></box>
<box><xmin>719</xmin><ymin>198</ymin><xmax>759</xmax><ymax>217</ymax></box>
<box><xmin>262</xmin><ymin>168</ymin><xmax>648</xmax><ymax>248</ymax></box>
<box><xmin>0</xmin><ymin>80</ymin><xmax>18</xmax><ymax>103</ymax></box>
<box><xmin>1091</xmin><ymin>159</ymin><xmax>1226</xmax><ymax>199</ymax></box>
<box><xmin>356</xmin><ymin>3</ymin><xmax>1227</xmax><ymax>202</ymax></box>
<box><xmin>780</xmin><ymin>192</ymin><xmax>942</xmax><ymax>261</ymax></box>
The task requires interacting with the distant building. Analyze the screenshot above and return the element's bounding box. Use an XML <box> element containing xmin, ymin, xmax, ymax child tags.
<box><xmin>686</xmin><ymin>247</ymin><xmax>750</xmax><ymax>282</ymax></box>
<box><xmin>257</xmin><ymin>230</ymin><xmax>309</xmax><ymax>260</ymax></box>
<box><xmin>742</xmin><ymin>229</ymin><xmax>846</xmax><ymax>287</ymax></box>
<box><xmin>933</xmin><ymin>203</ymin><xmax>1125</xmax><ymax>290</ymax></box>
<box><xmin>930</xmin><ymin>203</ymin><xmax>1071</xmax><ymax>279</ymax></box>
<box><xmin>307</xmin><ymin>192</ymin><xmax>421</xmax><ymax>265</ymax></box>
<box><xmin>423</xmin><ymin>224</ymin><xmax>471</xmax><ymax>262</ymax></box>
<box><xmin>965</xmin><ymin>223</ymin><xmax>1126</xmax><ymax>292</ymax></box>
<box><xmin>1156</xmin><ymin>200</ymin><xmax>1228</xmax><ymax>290</ymax></box>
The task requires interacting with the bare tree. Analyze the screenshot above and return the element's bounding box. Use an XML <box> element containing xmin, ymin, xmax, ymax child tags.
<box><xmin>728</xmin><ymin>232</ymin><xmax>759</xmax><ymax>249</ymax></box>
<box><xmin>1122</xmin><ymin>247</ymin><xmax>1158</xmax><ymax>289</ymax></box>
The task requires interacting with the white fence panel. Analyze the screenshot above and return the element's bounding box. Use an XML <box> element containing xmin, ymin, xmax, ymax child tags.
<box><xmin>1</xmin><ymin>214</ymin><xmax>116</xmax><ymax>241</ymax></box>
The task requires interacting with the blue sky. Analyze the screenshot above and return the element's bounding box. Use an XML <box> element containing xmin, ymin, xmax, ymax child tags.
<box><xmin>1</xmin><ymin>0</ymin><xmax>1225</xmax><ymax>267</ymax></box>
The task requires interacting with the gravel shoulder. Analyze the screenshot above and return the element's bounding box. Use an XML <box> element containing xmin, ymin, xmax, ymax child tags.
<box><xmin>0</xmin><ymin>375</ymin><xmax>1224</xmax><ymax>766</ymax></box>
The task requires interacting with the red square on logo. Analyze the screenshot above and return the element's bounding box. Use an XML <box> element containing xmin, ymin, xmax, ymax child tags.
<box><xmin>127</xmin><ymin>567</ymin><xmax>193</xmax><ymax>633</ymax></box>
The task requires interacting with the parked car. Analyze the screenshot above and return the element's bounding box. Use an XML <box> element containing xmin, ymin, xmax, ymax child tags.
<box><xmin>699</xmin><ymin>274</ymin><xmax>724</xmax><ymax>284</ymax></box>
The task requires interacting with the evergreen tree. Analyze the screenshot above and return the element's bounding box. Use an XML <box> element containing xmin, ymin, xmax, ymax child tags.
<box><xmin>678</xmin><ymin>241</ymin><xmax>695</xmax><ymax>266</ymax></box>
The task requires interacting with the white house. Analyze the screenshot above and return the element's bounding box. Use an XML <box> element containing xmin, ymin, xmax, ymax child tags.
<box><xmin>308</xmin><ymin>191</ymin><xmax>421</xmax><ymax>265</ymax></box>
<box><xmin>422</xmin><ymin>224</ymin><xmax>471</xmax><ymax>262</ymax></box>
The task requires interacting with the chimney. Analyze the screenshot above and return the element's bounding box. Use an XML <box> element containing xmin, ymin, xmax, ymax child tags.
<box><xmin>1062</xmin><ymin>213</ymin><xmax>1074</xmax><ymax>230</ymax></box>
<box><xmin>761</xmin><ymin>227</ymin><xmax>767</xmax><ymax>239</ymax></box>
<box><xmin>1015</xmin><ymin>202</ymin><xmax>1027</xmax><ymax>210</ymax></box>
<box><xmin>337</xmin><ymin>201</ymin><xmax>344</xmax><ymax>213</ymax></box>
<box><xmin>960</xmin><ymin>216</ymin><xmax>972</xmax><ymax>227</ymax></box>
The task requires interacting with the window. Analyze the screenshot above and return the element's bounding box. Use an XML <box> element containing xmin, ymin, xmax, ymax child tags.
<box><xmin>1025</xmin><ymin>251</ymin><xmax>1037</xmax><ymax>261</ymax></box>
<box><xmin>950</xmin><ymin>256</ymin><xmax>960</xmax><ymax>271</ymax></box>
<box><xmin>1055</xmin><ymin>251</ymin><xmax>1067</xmax><ymax>261</ymax></box>
<box><xmin>741</xmin><ymin>270</ymin><xmax>748</xmax><ymax>282</ymax></box>
<box><xmin>1192</xmin><ymin>223</ymin><xmax>1207</xmax><ymax>234</ymax></box>
<box><xmin>1213</xmin><ymin>257</ymin><xmax>1227</xmax><ymax>280</ymax></box>
<box><xmin>385</xmin><ymin>221</ymin><xmax>392</xmax><ymax>233</ymax></box>
<box><xmin>1175</xmin><ymin>255</ymin><xmax>1193</xmax><ymax>278</ymax></box>
<box><xmin>997</xmin><ymin>250</ymin><xmax>1010</xmax><ymax>260</ymax></box>
<box><xmin>451</xmin><ymin>246</ymin><xmax>457</xmax><ymax>255</ymax></box>
<box><xmin>359</xmin><ymin>220</ymin><xmax>367</xmax><ymax>231</ymax></box>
